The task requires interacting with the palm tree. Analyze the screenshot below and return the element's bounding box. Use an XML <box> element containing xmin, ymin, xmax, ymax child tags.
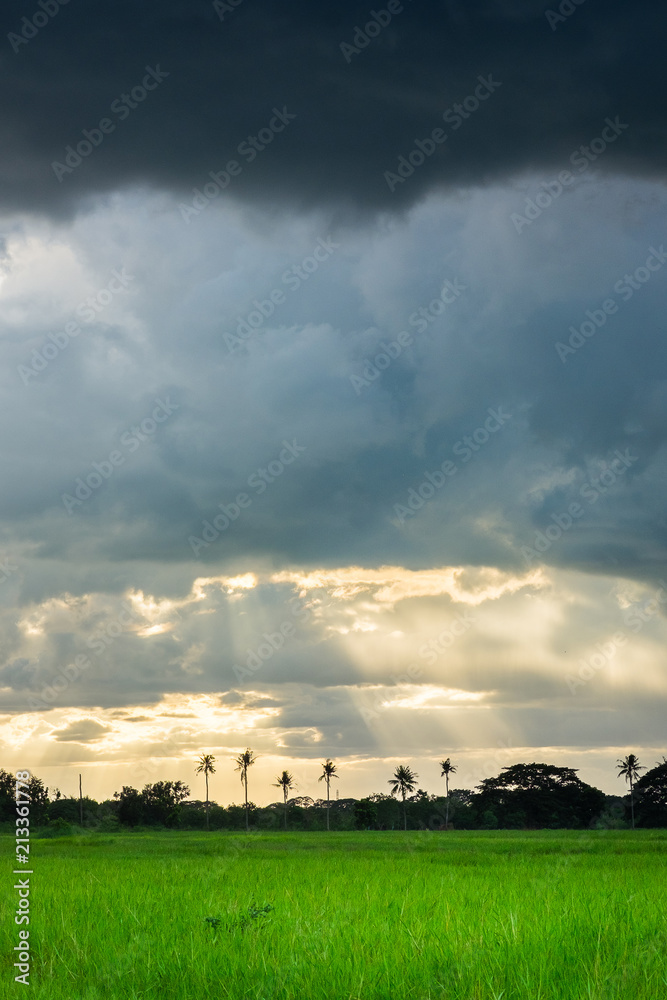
<box><xmin>233</xmin><ymin>748</ymin><xmax>257</xmax><ymax>831</ymax></box>
<box><xmin>439</xmin><ymin>758</ymin><xmax>457</xmax><ymax>829</ymax></box>
<box><xmin>318</xmin><ymin>759</ymin><xmax>339</xmax><ymax>831</ymax></box>
<box><xmin>195</xmin><ymin>754</ymin><xmax>216</xmax><ymax>831</ymax></box>
<box><xmin>388</xmin><ymin>764</ymin><xmax>418</xmax><ymax>831</ymax></box>
<box><xmin>273</xmin><ymin>770</ymin><xmax>295</xmax><ymax>829</ymax></box>
<box><xmin>617</xmin><ymin>754</ymin><xmax>644</xmax><ymax>829</ymax></box>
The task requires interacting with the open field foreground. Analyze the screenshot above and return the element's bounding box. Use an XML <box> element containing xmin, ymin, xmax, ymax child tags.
<box><xmin>2</xmin><ymin>830</ymin><xmax>666</xmax><ymax>999</ymax></box>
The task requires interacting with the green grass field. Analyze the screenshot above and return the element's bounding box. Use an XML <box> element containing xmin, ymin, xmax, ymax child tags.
<box><xmin>2</xmin><ymin>829</ymin><xmax>666</xmax><ymax>999</ymax></box>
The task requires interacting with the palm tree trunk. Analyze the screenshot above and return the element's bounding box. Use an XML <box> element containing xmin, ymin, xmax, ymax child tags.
<box><xmin>244</xmin><ymin>773</ymin><xmax>249</xmax><ymax>832</ymax></box>
<box><xmin>630</xmin><ymin>777</ymin><xmax>635</xmax><ymax>830</ymax></box>
<box><xmin>284</xmin><ymin>789</ymin><xmax>287</xmax><ymax>830</ymax></box>
<box><xmin>205</xmin><ymin>772</ymin><xmax>210</xmax><ymax>831</ymax></box>
<box><xmin>403</xmin><ymin>790</ymin><xmax>407</xmax><ymax>831</ymax></box>
<box><xmin>326</xmin><ymin>778</ymin><xmax>330</xmax><ymax>832</ymax></box>
<box><xmin>445</xmin><ymin>774</ymin><xmax>449</xmax><ymax>828</ymax></box>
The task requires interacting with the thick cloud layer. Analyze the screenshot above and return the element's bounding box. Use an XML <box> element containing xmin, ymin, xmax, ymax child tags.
<box><xmin>1</xmin><ymin>0</ymin><xmax>665</xmax><ymax>218</ymax></box>
<box><xmin>1</xmin><ymin>1</ymin><xmax>665</xmax><ymax>793</ymax></box>
<box><xmin>2</xmin><ymin>183</ymin><xmax>666</xmax><ymax>585</ymax></box>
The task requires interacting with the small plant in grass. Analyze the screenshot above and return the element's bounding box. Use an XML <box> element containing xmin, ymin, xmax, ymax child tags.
<box><xmin>240</xmin><ymin>903</ymin><xmax>274</xmax><ymax>928</ymax></box>
<box><xmin>204</xmin><ymin>903</ymin><xmax>274</xmax><ymax>935</ymax></box>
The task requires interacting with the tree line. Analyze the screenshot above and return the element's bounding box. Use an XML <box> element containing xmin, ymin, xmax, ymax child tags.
<box><xmin>1</xmin><ymin>753</ymin><xmax>665</xmax><ymax>834</ymax></box>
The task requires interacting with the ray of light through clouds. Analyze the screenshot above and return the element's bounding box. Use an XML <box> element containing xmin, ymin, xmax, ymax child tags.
<box><xmin>0</xmin><ymin>0</ymin><xmax>666</xmax><ymax>803</ymax></box>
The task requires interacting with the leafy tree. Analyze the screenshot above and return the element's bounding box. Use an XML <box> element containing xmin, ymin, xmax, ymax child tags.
<box><xmin>26</xmin><ymin>775</ymin><xmax>50</xmax><ymax>825</ymax></box>
<box><xmin>0</xmin><ymin>768</ymin><xmax>15</xmax><ymax>822</ymax></box>
<box><xmin>176</xmin><ymin>801</ymin><xmax>207</xmax><ymax>830</ymax></box>
<box><xmin>273</xmin><ymin>770</ymin><xmax>295</xmax><ymax>829</ymax></box>
<box><xmin>445</xmin><ymin>789</ymin><xmax>477</xmax><ymax>829</ymax></box>
<box><xmin>405</xmin><ymin>788</ymin><xmax>437</xmax><ymax>828</ymax></box>
<box><xmin>475</xmin><ymin>763</ymin><xmax>604</xmax><ymax>829</ymax></box>
<box><xmin>318</xmin><ymin>759</ymin><xmax>338</xmax><ymax>831</ymax></box>
<box><xmin>225</xmin><ymin>802</ymin><xmax>258</xmax><ymax>830</ymax></box>
<box><xmin>195</xmin><ymin>754</ymin><xmax>216</xmax><ymax>831</ymax></box>
<box><xmin>593</xmin><ymin>795</ymin><xmax>627</xmax><ymax>830</ymax></box>
<box><xmin>289</xmin><ymin>795</ymin><xmax>314</xmax><ymax>809</ymax></box>
<box><xmin>142</xmin><ymin>780</ymin><xmax>190</xmax><ymax>827</ymax></box>
<box><xmin>449</xmin><ymin>787</ymin><xmax>474</xmax><ymax>806</ymax></box>
<box><xmin>368</xmin><ymin>792</ymin><xmax>401</xmax><ymax>829</ymax></box>
<box><xmin>633</xmin><ymin>759</ymin><xmax>667</xmax><ymax>827</ymax></box>
<box><xmin>113</xmin><ymin>786</ymin><xmax>144</xmax><ymax>827</ymax></box>
<box><xmin>233</xmin><ymin>748</ymin><xmax>257</xmax><ymax>832</ymax></box>
<box><xmin>354</xmin><ymin>797</ymin><xmax>378</xmax><ymax>830</ymax></box>
<box><xmin>480</xmin><ymin>808</ymin><xmax>499</xmax><ymax>829</ymax></box>
<box><xmin>0</xmin><ymin>770</ymin><xmax>56</xmax><ymax>827</ymax></box>
<box><xmin>388</xmin><ymin>764</ymin><xmax>419</xmax><ymax>830</ymax></box>
<box><xmin>617</xmin><ymin>754</ymin><xmax>644</xmax><ymax>829</ymax></box>
<box><xmin>439</xmin><ymin>758</ymin><xmax>457</xmax><ymax>828</ymax></box>
<box><xmin>255</xmin><ymin>805</ymin><xmax>281</xmax><ymax>831</ymax></box>
<box><xmin>49</xmin><ymin>796</ymin><xmax>100</xmax><ymax>828</ymax></box>
<box><xmin>403</xmin><ymin>791</ymin><xmax>464</xmax><ymax>831</ymax></box>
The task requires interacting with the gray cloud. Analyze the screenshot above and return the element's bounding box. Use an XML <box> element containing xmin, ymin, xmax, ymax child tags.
<box><xmin>0</xmin><ymin>178</ymin><xmax>665</xmax><ymax>601</ymax></box>
<box><xmin>51</xmin><ymin>718</ymin><xmax>111</xmax><ymax>742</ymax></box>
<box><xmin>1</xmin><ymin>1</ymin><xmax>666</xmax><ymax>787</ymax></box>
<box><xmin>1</xmin><ymin>0</ymin><xmax>665</xmax><ymax>219</ymax></box>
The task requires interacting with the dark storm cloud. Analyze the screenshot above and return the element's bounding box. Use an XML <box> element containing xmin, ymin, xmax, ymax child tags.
<box><xmin>2</xmin><ymin>177</ymin><xmax>666</xmax><ymax>588</ymax></box>
<box><xmin>51</xmin><ymin>718</ymin><xmax>111</xmax><ymax>742</ymax></box>
<box><xmin>1</xmin><ymin>0</ymin><xmax>665</xmax><ymax>218</ymax></box>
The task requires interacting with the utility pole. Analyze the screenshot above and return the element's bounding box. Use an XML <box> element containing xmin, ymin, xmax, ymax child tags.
<box><xmin>79</xmin><ymin>773</ymin><xmax>83</xmax><ymax>826</ymax></box>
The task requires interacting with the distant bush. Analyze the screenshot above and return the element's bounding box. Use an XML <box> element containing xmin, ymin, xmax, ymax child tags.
<box><xmin>634</xmin><ymin>761</ymin><xmax>667</xmax><ymax>827</ymax></box>
<box><xmin>37</xmin><ymin>817</ymin><xmax>74</xmax><ymax>838</ymax></box>
<box><xmin>9</xmin><ymin>759</ymin><xmax>667</xmax><ymax>832</ymax></box>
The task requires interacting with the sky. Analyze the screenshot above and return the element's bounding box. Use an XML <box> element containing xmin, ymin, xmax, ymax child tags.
<box><xmin>1</xmin><ymin>0</ymin><xmax>666</xmax><ymax>805</ymax></box>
